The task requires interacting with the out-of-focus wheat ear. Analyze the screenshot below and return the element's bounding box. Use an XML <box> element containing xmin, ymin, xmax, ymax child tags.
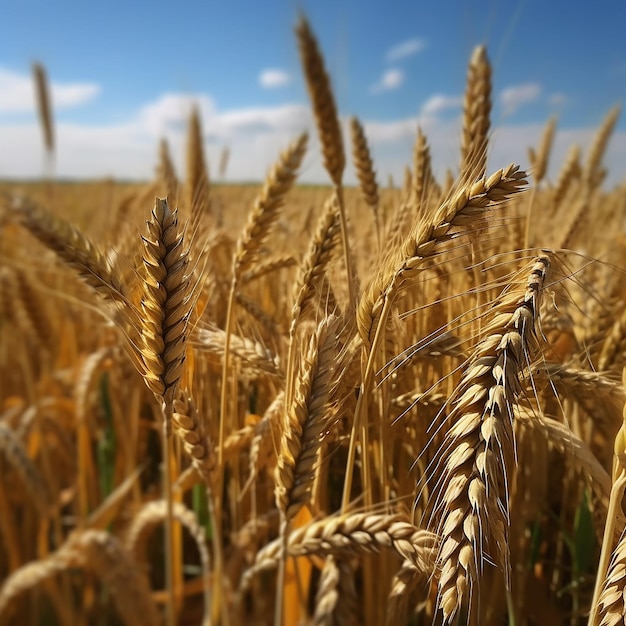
<box><xmin>430</xmin><ymin>255</ymin><xmax>550</xmax><ymax>623</ymax></box>
<box><xmin>529</xmin><ymin>116</ymin><xmax>557</xmax><ymax>185</ymax></box>
<box><xmin>582</xmin><ymin>106</ymin><xmax>620</xmax><ymax>190</ymax></box>
<box><xmin>6</xmin><ymin>195</ymin><xmax>129</xmax><ymax>307</ymax></box>
<box><xmin>524</xmin><ymin>116</ymin><xmax>556</xmax><ymax>248</ymax></box>
<box><xmin>0</xmin><ymin>422</ymin><xmax>53</xmax><ymax>518</ymax></box>
<box><xmin>460</xmin><ymin>45</ymin><xmax>491</xmax><ymax>180</ymax></box>
<box><xmin>296</xmin><ymin>15</ymin><xmax>345</xmax><ymax>186</ymax></box>
<box><xmin>0</xmin><ymin>530</ymin><xmax>160</xmax><ymax>626</ymax></box>
<box><xmin>552</xmin><ymin>143</ymin><xmax>581</xmax><ymax>210</ymax></box>
<box><xmin>32</xmin><ymin>62</ymin><xmax>54</xmax><ymax>158</ymax></box>
<box><xmin>184</xmin><ymin>105</ymin><xmax>211</xmax><ymax>217</ymax></box>
<box><xmin>412</xmin><ymin>126</ymin><xmax>435</xmax><ymax>219</ymax></box>
<box><xmin>296</xmin><ymin>15</ymin><xmax>356</xmax><ymax>308</ymax></box>
<box><xmin>313</xmin><ymin>557</ymin><xmax>358</xmax><ymax>626</ymax></box>
<box><xmin>350</xmin><ymin>117</ymin><xmax>380</xmax><ymax>244</ymax></box>
<box><xmin>157</xmin><ymin>138</ymin><xmax>179</xmax><ymax>208</ymax></box>
<box><xmin>125</xmin><ymin>500</ymin><xmax>212</xmax><ymax>624</ymax></box>
<box><xmin>137</xmin><ymin>197</ymin><xmax>192</xmax><ymax>413</ymax></box>
<box><xmin>234</xmin><ymin>132</ymin><xmax>308</xmax><ymax>276</ymax></box>
<box><xmin>172</xmin><ymin>390</ymin><xmax>216</xmax><ymax>485</ymax></box>
<box><xmin>218</xmin><ymin>145</ymin><xmax>230</xmax><ymax>180</ymax></box>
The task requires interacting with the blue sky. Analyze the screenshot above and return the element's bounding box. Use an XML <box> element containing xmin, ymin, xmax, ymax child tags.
<box><xmin>1</xmin><ymin>0</ymin><xmax>625</xmax><ymax>185</ymax></box>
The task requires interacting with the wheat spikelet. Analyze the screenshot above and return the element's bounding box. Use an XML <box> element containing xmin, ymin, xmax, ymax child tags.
<box><xmin>32</xmin><ymin>62</ymin><xmax>54</xmax><ymax>155</ymax></box>
<box><xmin>430</xmin><ymin>255</ymin><xmax>550</xmax><ymax>622</ymax></box>
<box><xmin>234</xmin><ymin>133</ymin><xmax>308</xmax><ymax>275</ymax></box>
<box><xmin>137</xmin><ymin>197</ymin><xmax>193</xmax><ymax>411</ymax></box>
<box><xmin>296</xmin><ymin>15</ymin><xmax>345</xmax><ymax>186</ymax></box>
<box><xmin>460</xmin><ymin>45</ymin><xmax>491</xmax><ymax>180</ymax></box>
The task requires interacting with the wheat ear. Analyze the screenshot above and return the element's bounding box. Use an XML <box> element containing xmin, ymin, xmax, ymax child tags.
<box><xmin>343</xmin><ymin>165</ymin><xmax>528</xmax><ymax>512</ymax></box>
<box><xmin>7</xmin><ymin>195</ymin><xmax>127</xmax><ymax>305</ymax></box>
<box><xmin>460</xmin><ymin>45</ymin><xmax>491</xmax><ymax>180</ymax></box>
<box><xmin>582</xmin><ymin>106</ymin><xmax>620</xmax><ymax>190</ymax></box>
<box><xmin>0</xmin><ymin>530</ymin><xmax>159</xmax><ymax>626</ymax></box>
<box><xmin>525</xmin><ymin>116</ymin><xmax>556</xmax><ymax>247</ymax></box>
<box><xmin>184</xmin><ymin>105</ymin><xmax>211</xmax><ymax>216</ymax></box>
<box><xmin>296</xmin><ymin>15</ymin><xmax>356</xmax><ymax>309</ymax></box>
<box><xmin>158</xmin><ymin>137</ymin><xmax>179</xmax><ymax>208</ymax></box>
<box><xmin>137</xmin><ymin>198</ymin><xmax>192</xmax><ymax>408</ymax></box>
<box><xmin>431</xmin><ymin>255</ymin><xmax>550</xmax><ymax>622</ymax></box>
<box><xmin>241</xmin><ymin>512</ymin><xmax>438</xmax><ymax>592</ymax></box>
<box><xmin>350</xmin><ymin>116</ymin><xmax>380</xmax><ymax>247</ymax></box>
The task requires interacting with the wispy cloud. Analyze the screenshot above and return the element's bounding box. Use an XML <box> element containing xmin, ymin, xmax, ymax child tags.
<box><xmin>370</xmin><ymin>69</ymin><xmax>404</xmax><ymax>94</ymax></box>
<box><xmin>499</xmin><ymin>83</ymin><xmax>541</xmax><ymax>115</ymax></box>
<box><xmin>258</xmin><ymin>68</ymin><xmax>290</xmax><ymax>88</ymax></box>
<box><xmin>0</xmin><ymin>67</ymin><xmax>100</xmax><ymax>114</ymax></box>
<box><xmin>385</xmin><ymin>38</ymin><xmax>427</xmax><ymax>62</ymax></box>
<box><xmin>421</xmin><ymin>94</ymin><xmax>462</xmax><ymax>116</ymax></box>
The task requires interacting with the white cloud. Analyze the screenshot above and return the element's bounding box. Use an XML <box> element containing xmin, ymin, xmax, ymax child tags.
<box><xmin>137</xmin><ymin>93</ymin><xmax>215</xmax><ymax>135</ymax></box>
<box><xmin>0</xmin><ymin>67</ymin><xmax>100</xmax><ymax>114</ymax></box>
<box><xmin>421</xmin><ymin>94</ymin><xmax>462</xmax><ymax>116</ymax></box>
<box><xmin>1</xmin><ymin>82</ymin><xmax>624</xmax><ymax>191</ymax></box>
<box><xmin>259</xmin><ymin>69</ymin><xmax>290</xmax><ymax>88</ymax></box>
<box><xmin>370</xmin><ymin>69</ymin><xmax>404</xmax><ymax>94</ymax></box>
<box><xmin>499</xmin><ymin>83</ymin><xmax>541</xmax><ymax>115</ymax></box>
<box><xmin>386</xmin><ymin>38</ymin><xmax>427</xmax><ymax>62</ymax></box>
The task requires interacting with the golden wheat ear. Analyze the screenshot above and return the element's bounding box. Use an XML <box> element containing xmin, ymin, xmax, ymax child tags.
<box><xmin>431</xmin><ymin>255</ymin><xmax>551</xmax><ymax>622</ymax></box>
<box><xmin>135</xmin><ymin>197</ymin><xmax>194</xmax><ymax>412</ymax></box>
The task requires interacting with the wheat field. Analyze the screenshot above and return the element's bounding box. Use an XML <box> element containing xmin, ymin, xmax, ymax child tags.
<box><xmin>1</xmin><ymin>14</ymin><xmax>625</xmax><ymax>626</ymax></box>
